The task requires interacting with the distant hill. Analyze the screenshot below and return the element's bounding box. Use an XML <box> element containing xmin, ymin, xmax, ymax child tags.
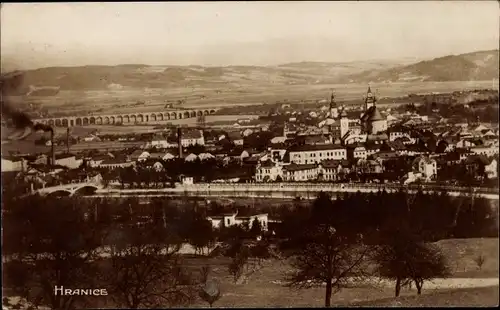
<box><xmin>345</xmin><ymin>50</ymin><xmax>499</xmax><ymax>83</ymax></box>
<box><xmin>0</xmin><ymin>61</ymin><xmax>403</xmax><ymax>93</ymax></box>
<box><xmin>1</xmin><ymin>50</ymin><xmax>498</xmax><ymax>93</ymax></box>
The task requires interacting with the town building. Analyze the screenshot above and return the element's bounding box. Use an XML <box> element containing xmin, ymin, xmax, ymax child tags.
<box><xmin>206</xmin><ymin>211</ymin><xmax>268</xmax><ymax>231</ymax></box>
<box><xmin>412</xmin><ymin>155</ymin><xmax>438</xmax><ymax>180</ymax></box>
<box><xmin>470</xmin><ymin>145</ymin><xmax>499</xmax><ymax>157</ymax></box>
<box><xmin>287</xmin><ymin>144</ymin><xmax>347</xmax><ymax>164</ymax></box>
<box><xmin>180</xmin><ymin>129</ymin><xmax>205</xmax><ymax>147</ymax></box>
<box><xmin>255</xmin><ymin>160</ymin><xmax>283</xmax><ymax>182</ymax></box>
<box><xmin>1</xmin><ymin>156</ymin><xmax>26</xmax><ymax>172</ymax></box>
<box><xmin>99</xmin><ymin>158</ymin><xmax>135</xmax><ymax>169</ymax></box>
<box><xmin>319</xmin><ymin>159</ymin><xmax>352</xmax><ymax>181</ymax></box>
<box><xmin>282</xmin><ymin>163</ymin><xmax>320</xmax><ymax>181</ymax></box>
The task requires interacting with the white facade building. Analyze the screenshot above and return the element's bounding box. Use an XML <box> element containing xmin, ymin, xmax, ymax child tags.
<box><xmin>287</xmin><ymin>144</ymin><xmax>347</xmax><ymax>164</ymax></box>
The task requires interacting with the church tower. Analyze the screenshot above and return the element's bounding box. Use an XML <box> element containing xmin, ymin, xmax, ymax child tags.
<box><xmin>364</xmin><ymin>86</ymin><xmax>377</xmax><ymax>111</ymax></box>
<box><xmin>330</xmin><ymin>91</ymin><xmax>338</xmax><ymax>119</ymax></box>
<box><xmin>340</xmin><ymin>105</ymin><xmax>349</xmax><ymax>139</ymax></box>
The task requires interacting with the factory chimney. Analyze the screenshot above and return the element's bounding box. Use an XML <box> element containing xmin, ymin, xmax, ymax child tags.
<box><xmin>66</xmin><ymin>127</ymin><xmax>70</xmax><ymax>154</ymax></box>
<box><xmin>177</xmin><ymin>127</ymin><xmax>183</xmax><ymax>159</ymax></box>
<box><xmin>50</xmin><ymin>129</ymin><xmax>55</xmax><ymax>166</ymax></box>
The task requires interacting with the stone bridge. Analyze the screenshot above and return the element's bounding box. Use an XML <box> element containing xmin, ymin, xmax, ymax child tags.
<box><xmin>37</xmin><ymin>182</ymin><xmax>103</xmax><ymax>197</ymax></box>
<box><xmin>32</xmin><ymin>108</ymin><xmax>219</xmax><ymax>128</ymax></box>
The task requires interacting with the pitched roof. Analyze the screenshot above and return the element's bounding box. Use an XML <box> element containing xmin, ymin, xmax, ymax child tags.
<box><xmin>101</xmin><ymin>158</ymin><xmax>129</xmax><ymax>165</ymax></box>
<box><xmin>181</xmin><ymin>129</ymin><xmax>203</xmax><ymax>140</ymax></box>
<box><xmin>367</xmin><ymin>133</ymin><xmax>389</xmax><ymax>141</ymax></box>
<box><xmin>320</xmin><ymin>159</ymin><xmax>343</xmax><ymax>168</ymax></box>
<box><xmin>283</xmin><ymin>163</ymin><xmax>318</xmax><ymax>172</ymax></box>
<box><xmin>227</xmin><ymin>131</ymin><xmax>243</xmax><ymax>140</ymax></box>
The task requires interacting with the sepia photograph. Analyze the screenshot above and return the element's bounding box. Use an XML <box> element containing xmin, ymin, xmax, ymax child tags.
<box><xmin>1</xmin><ymin>1</ymin><xmax>499</xmax><ymax>308</ymax></box>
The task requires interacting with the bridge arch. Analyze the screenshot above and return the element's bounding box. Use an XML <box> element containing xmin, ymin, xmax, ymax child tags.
<box><xmin>55</xmin><ymin>119</ymin><xmax>62</xmax><ymax>127</ymax></box>
<box><xmin>96</xmin><ymin>117</ymin><xmax>102</xmax><ymax>125</ymax></box>
<box><xmin>157</xmin><ymin>113</ymin><xmax>163</xmax><ymax>121</ymax></box>
<box><xmin>190</xmin><ymin>111</ymin><xmax>196</xmax><ymax>117</ymax></box>
<box><xmin>171</xmin><ymin>112</ymin><xmax>177</xmax><ymax>120</ymax></box>
<box><xmin>104</xmin><ymin>117</ymin><xmax>110</xmax><ymax>125</ymax></box>
<box><xmin>145</xmin><ymin>115</ymin><xmax>149</xmax><ymax>122</ymax></box>
<box><xmin>137</xmin><ymin>114</ymin><xmax>144</xmax><ymax>123</ymax></box>
<box><xmin>117</xmin><ymin>116</ymin><xmax>123</xmax><ymax>124</ymax></box>
<box><xmin>48</xmin><ymin>119</ymin><xmax>55</xmax><ymax>126</ymax></box>
<box><xmin>164</xmin><ymin>113</ymin><xmax>170</xmax><ymax>120</ymax></box>
<box><xmin>83</xmin><ymin>117</ymin><xmax>89</xmax><ymax>126</ymax></box>
<box><xmin>90</xmin><ymin>117</ymin><xmax>96</xmax><ymax>125</ymax></box>
<box><xmin>151</xmin><ymin>114</ymin><xmax>157</xmax><ymax>121</ymax></box>
<box><xmin>47</xmin><ymin>190</ymin><xmax>72</xmax><ymax>197</ymax></box>
<box><xmin>110</xmin><ymin>116</ymin><xmax>115</xmax><ymax>124</ymax></box>
<box><xmin>130</xmin><ymin>115</ymin><xmax>136</xmax><ymax>123</ymax></box>
<box><xmin>210</xmin><ymin>109</ymin><xmax>216</xmax><ymax>114</ymax></box>
<box><xmin>76</xmin><ymin>118</ymin><xmax>82</xmax><ymax>126</ymax></box>
<box><xmin>73</xmin><ymin>185</ymin><xmax>98</xmax><ymax>196</ymax></box>
<box><xmin>69</xmin><ymin>119</ymin><xmax>74</xmax><ymax>127</ymax></box>
<box><xmin>123</xmin><ymin>115</ymin><xmax>129</xmax><ymax>123</ymax></box>
<box><xmin>204</xmin><ymin>110</ymin><xmax>209</xmax><ymax>115</ymax></box>
<box><xmin>197</xmin><ymin>110</ymin><xmax>203</xmax><ymax>116</ymax></box>
<box><xmin>62</xmin><ymin>119</ymin><xmax>68</xmax><ymax>127</ymax></box>
<box><xmin>184</xmin><ymin>111</ymin><xmax>190</xmax><ymax>118</ymax></box>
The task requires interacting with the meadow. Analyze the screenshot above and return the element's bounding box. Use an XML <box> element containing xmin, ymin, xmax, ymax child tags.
<box><xmin>19</xmin><ymin>80</ymin><xmax>498</xmax><ymax>117</ymax></box>
<box><xmin>182</xmin><ymin>238</ymin><xmax>499</xmax><ymax>307</ymax></box>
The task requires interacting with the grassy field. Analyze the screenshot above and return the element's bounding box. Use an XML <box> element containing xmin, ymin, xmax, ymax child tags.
<box><xmin>350</xmin><ymin>286</ymin><xmax>498</xmax><ymax>307</ymax></box>
<box><xmin>2</xmin><ymin>238</ymin><xmax>497</xmax><ymax>308</ymax></box>
<box><xmin>183</xmin><ymin>238</ymin><xmax>499</xmax><ymax>307</ymax></box>
<box><xmin>19</xmin><ymin>80</ymin><xmax>498</xmax><ymax>117</ymax></box>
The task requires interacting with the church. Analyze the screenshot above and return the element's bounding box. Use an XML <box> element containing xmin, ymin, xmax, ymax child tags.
<box><xmin>320</xmin><ymin>87</ymin><xmax>388</xmax><ymax>145</ymax></box>
<box><xmin>360</xmin><ymin>86</ymin><xmax>388</xmax><ymax>135</ymax></box>
<box><xmin>318</xmin><ymin>91</ymin><xmax>350</xmax><ymax>143</ymax></box>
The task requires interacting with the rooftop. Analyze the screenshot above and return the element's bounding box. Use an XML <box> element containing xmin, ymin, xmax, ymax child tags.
<box><xmin>283</xmin><ymin>163</ymin><xmax>318</xmax><ymax>172</ymax></box>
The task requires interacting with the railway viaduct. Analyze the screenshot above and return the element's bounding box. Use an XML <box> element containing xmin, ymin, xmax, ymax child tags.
<box><xmin>32</xmin><ymin>108</ymin><xmax>219</xmax><ymax>128</ymax></box>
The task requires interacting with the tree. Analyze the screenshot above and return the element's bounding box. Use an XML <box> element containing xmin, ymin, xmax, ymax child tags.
<box><xmin>374</xmin><ymin>222</ymin><xmax>451</xmax><ymax>297</ymax></box>
<box><xmin>250</xmin><ymin>240</ymin><xmax>271</xmax><ymax>266</ymax></box>
<box><xmin>189</xmin><ymin>218</ymin><xmax>216</xmax><ymax>255</ymax></box>
<box><xmin>249</xmin><ymin>218</ymin><xmax>263</xmax><ymax>239</ymax></box>
<box><xmin>228</xmin><ymin>244</ymin><xmax>250</xmax><ymax>283</ymax></box>
<box><xmin>3</xmin><ymin>196</ymin><xmax>102</xmax><ymax>310</ymax></box>
<box><xmin>284</xmin><ymin>193</ymin><xmax>370</xmax><ymax>307</ymax></box>
<box><xmin>105</xmin><ymin>225</ymin><xmax>196</xmax><ymax>308</ymax></box>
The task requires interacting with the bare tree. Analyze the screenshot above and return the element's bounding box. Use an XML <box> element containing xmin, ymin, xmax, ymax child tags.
<box><xmin>374</xmin><ymin>223</ymin><xmax>451</xmax><ymax>296</ymax></box>
<box><xmin>104</xmin><ymin>225</ymin><xmax>196</xmax><ymax>308</ymax></box>
<box><xmin>3</xmin><ymin>196</ymin><xmax>102</xmax><ymax>310</ymax></box>
<box><xmin>286</xmin><ymin>224</ymin><xmax>369</xmax><ymax>307</ymax></box>
<box><xmin>250</xmin><ymin>240</ymin><xmax>271</xmax><ymax>267</ymax></box>
<box><xmin>281</xmin><ymin>192</ymin><xmax>370</xmax><ymax>307</ymax></box>
<box><xmin>475</xmin><ymin>254</ymin><xmax>486</xmax><ymax>271</ymax></box>
<box><xmin>228</xmin><ymin>245</ymin><xmax>250</xmax><ymax>283</ymax></box>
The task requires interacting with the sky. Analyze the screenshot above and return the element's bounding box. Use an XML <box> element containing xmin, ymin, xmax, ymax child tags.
<box><xmin>1</xmin><ymin>1</ymin><xmax>499</xmax><ymax>69</ymax></box>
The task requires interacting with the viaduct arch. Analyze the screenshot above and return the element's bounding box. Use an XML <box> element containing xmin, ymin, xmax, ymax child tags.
<box><xmin>33</xmin><ymin>109</ymin><xmax>218</xmax><ymax>128</ymax></box>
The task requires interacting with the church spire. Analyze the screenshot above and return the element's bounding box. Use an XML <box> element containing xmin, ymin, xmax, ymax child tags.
<box><xmin>364</xmin><ymin>85</ymin><xmax>376</xmax><ymax>111</ymax></box>
<box><xmin>330</xmin><ymin>90</ymin><xmax>337</xmax><ymax>108</ymax></box>
<box><xmin>329</xmin><ymin>90</ymin><xmax>339</xmax><ymax>119</ymax></box>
